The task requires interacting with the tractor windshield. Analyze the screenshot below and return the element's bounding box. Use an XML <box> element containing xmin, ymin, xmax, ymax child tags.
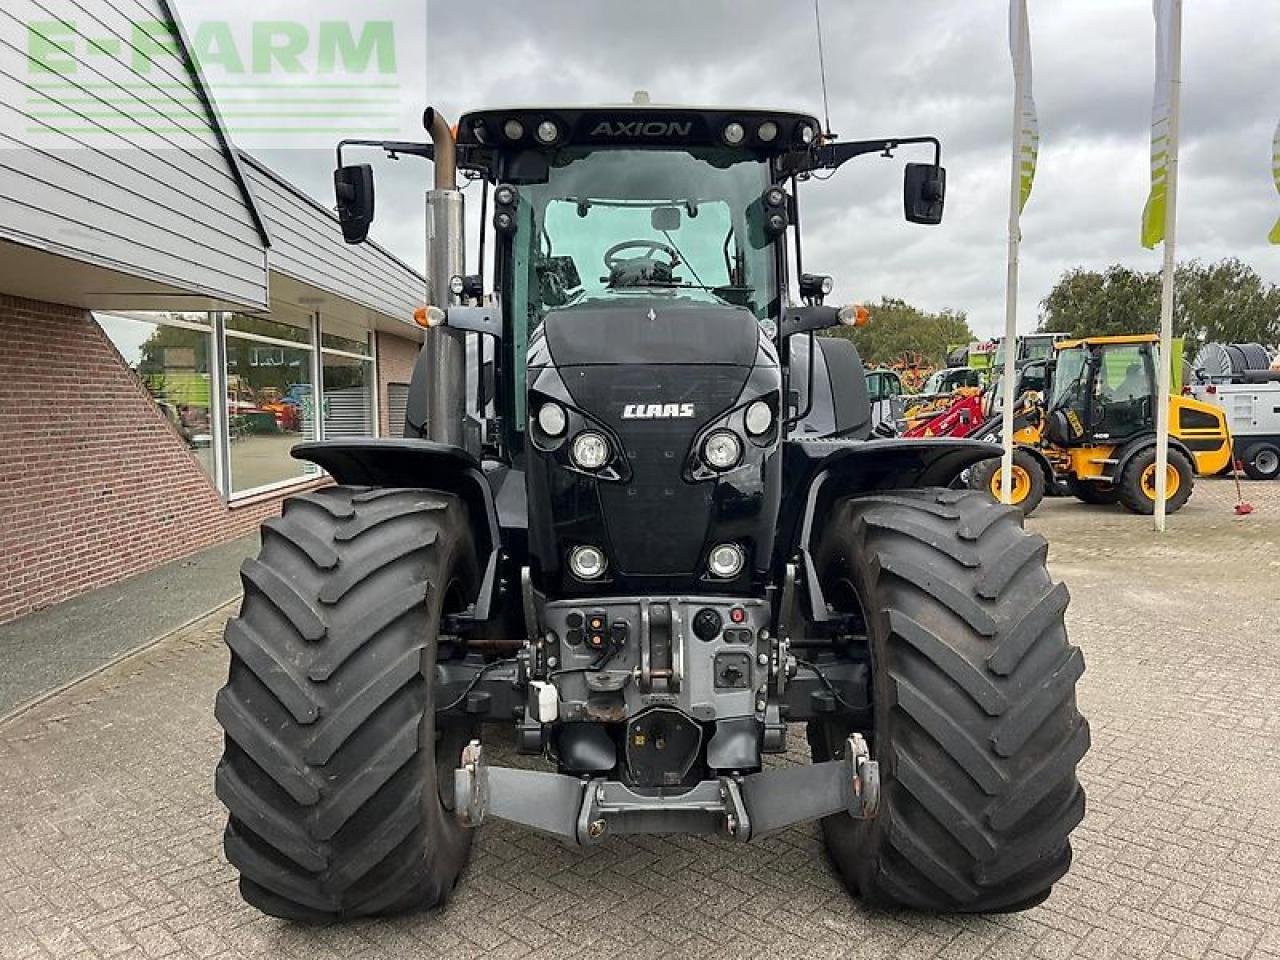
<box><xmin>509</xmin><ymin>147</ymin><xmax>776</xmax><ymax>331</ymax></box>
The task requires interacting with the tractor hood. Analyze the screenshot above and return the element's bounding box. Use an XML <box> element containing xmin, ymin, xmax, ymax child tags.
<box><xmin>542</xmin><ymin>297</ymin><xmax>762</xmax><ymax>367</ymax></box>
<box><xmin>525</xmin><ymin>297</ymin><xmax>781</xmax><ymax>594</ymax></box>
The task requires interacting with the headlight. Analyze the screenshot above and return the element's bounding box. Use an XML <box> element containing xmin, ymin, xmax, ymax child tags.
<box><xmin>536</xmin><ymin>119</ymin><xmax>560</xmax><ymax>144</ymax></box>
<box><xmin>702</xmin><ymin>430</ymin><xmax>742</xmax><ymax>471</ymax></box>
<box><xmin>757</xmin><ymin>121</ymin><xmax>779</xmax><ymax>143</ymax></box>
<box><xmin>569</xmin><ymin>545</ymin><xmax>607</xmax><ymax>580</ymax></box>
<box><xmin>744</xmin><ymin>400</ymin><xmax>773</xmax><ymax>437</ymax></box>
<box><xmin>708</xmin><ymin>543</ymin><xmax>746</xmax><ymax>579</ymax></box>
<box><xmin>571</xmin><ymin>431</ymin><xmax>611</xmax><ymax>470</ymax></box>
<box><xmin>502</xmin><ymin>118</ymin><xmax>525</xmax><ymax>141</ymax></box>
<box><xmin>722</xmin><ymin>122</ymin><xmax>746</xmax><ymax>145</ymax></box>
<box><xmin>536</xmin><ymin>401</ymin><xmax>567</xmax><ymax>437</ymax></box>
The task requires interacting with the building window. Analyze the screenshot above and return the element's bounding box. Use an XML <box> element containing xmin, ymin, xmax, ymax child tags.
<box><xmin>97</xmin><ymin>312</ymin><xmax>217</xmax><ymax>483</ymax></box>
<box><xmin>319</xmin><ymin>318</ymin><xmax>376</xmax><ymax>439</ymax></box>
<box><xmin>223</xmin><ymin>309</ymin><xmax>319</xmax><ymax>496</ymax></box>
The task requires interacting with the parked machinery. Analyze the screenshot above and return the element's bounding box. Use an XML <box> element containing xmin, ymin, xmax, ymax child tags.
<box><xmin>212</xmin><ymin>103</ymin><xmax>1089</xmax><ymax>921</ymax></box>
<box><xmin>1189</xmin><ymin>342</ymin><xmax>1280</xmax><ymax>480</ymax></box>
<box><xmin>971</xmin><ymin>335</ymin><xmax>1233</xmax><ymax>514</ymax></box>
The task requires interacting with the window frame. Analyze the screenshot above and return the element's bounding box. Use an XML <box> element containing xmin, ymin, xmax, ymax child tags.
<box><xmin>222</xmin><ymin>311</ymin><xmax>322</xmax><ymax>501</ymax></box>
<box><xmin>317</xmin><ymin>319</ymin><xmax>379</xmax><ymax>442</ymax></box>
<box><xmin>101</xmin><ymin>308</ymin><xmax>384</xmax><ymax>505</ymax></box>
<box><xmin>96</xmin><ymin>309</ymin><xmax>222</xmax><ymax>489</ymax></box>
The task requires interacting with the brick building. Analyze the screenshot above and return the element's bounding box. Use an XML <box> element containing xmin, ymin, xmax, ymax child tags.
<box><xmin>0</xmin><ymin>2</ymin><xmax>426</xmax><ymax>623</ymax></box>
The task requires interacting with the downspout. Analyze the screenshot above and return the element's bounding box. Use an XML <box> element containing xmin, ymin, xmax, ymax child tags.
<box><xmin>423</xmin><ymin>108</ymin><xmax>469</xmax><ymax>450</ymax></box>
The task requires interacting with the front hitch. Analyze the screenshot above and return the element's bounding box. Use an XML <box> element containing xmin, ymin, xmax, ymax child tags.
<box><xmin>452</xmin><ymin>733</ymin><xmax>879</xmax><ymax>844</ymax></box>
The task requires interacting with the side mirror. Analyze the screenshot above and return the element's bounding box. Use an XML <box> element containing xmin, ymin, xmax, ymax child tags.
<box><xmin>904</xmin><ymin>163</ymin><xmax>946</xmax><ymax>225</ymax></box>
<box><xmin>334</xmin><ymin>164</ymin><xmax>375</xmax><ymax>244</ymax></box>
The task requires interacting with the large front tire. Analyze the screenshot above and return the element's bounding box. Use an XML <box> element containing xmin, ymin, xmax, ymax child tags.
<box><xmin>1117</xmin><ymin>447</ymin><xmax>1194</xmax><ymax>515</ymax></box>
<box><xmin>215</xmin><ymin>487</ymin><xmax>478</xmax><ymax>921</ymax></box>
<box><xmin>809</xmin><ymin>490</ymin><xmax>1089</xmax><ymax>913</ymax></box>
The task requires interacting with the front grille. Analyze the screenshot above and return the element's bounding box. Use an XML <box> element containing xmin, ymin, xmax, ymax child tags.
<box><xmin>565</xmin><ymin>365</ymin><xmax>748</xmax><ymax>576</ymax></box>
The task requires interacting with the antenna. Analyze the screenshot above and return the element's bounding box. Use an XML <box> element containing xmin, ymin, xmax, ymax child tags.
<box><xmin>813</xmin><ymin>0</ymin><xmax>834</xmax><ymax>138</ymax></box>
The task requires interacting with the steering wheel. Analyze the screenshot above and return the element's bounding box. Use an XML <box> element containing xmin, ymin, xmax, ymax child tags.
<box><xmin>604</xmin><ymin>239</ymin><xmax>681</xmax><ymax>271</ymax></box>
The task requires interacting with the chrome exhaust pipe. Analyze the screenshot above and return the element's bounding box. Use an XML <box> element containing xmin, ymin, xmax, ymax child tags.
<box><xmin>422</xmin><ymin>108</ymin><xmax>468</xmax><ymax>449</ymax></box>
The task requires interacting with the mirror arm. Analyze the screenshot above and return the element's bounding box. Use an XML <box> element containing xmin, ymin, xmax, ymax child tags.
<box><xmin>809</xmin><ymin>135</ymin><xmax>942</xmax><ymax>173</ymax></box>
<box><xmin>336</xmin><ymin>139</ymin><xmax>436</xmax><ymax>169</ymax></box>
<box><xmin>780</xmin><ymin>305</ymin><xmax>840</xmax><ymax>339</ymax></box>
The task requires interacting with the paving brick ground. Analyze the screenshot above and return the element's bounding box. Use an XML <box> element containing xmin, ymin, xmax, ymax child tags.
<box><xmin>2</xmin><ymin>478</ymin><xmax>1278</xmax><ymax>959</ymax></box>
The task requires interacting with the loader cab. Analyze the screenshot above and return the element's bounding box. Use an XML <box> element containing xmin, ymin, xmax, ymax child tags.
<box><xmin>1045</xmin><ymin>336</ymin><xmax>1159</xmax><ymax>446</ymax></box>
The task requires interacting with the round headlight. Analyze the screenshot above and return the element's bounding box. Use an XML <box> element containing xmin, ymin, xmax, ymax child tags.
<box><xmin>702</xmin><ymin>430</ymin><xmax>742</xmax><ymax>471</ymax></box>
<box><xmin>764</xmin><ymin>186</ymin><xmax>788</xmax><ymax>208</ymax></box>
<box><xmin>537</xmin><ymin>401</ymin><xmax>567</xmax><ymax>437</ymax></box>
<box><xmin>503</xmin><ymin>118</ymin><xmax>526</xmax><ymax>141</ymax></box>
<box><xmin>821</xmin><ymin>276</ymin><xmax>834</xmax><ymax>295</ymax></box>
<box><xmin>536</xmin><ymin>120</ymin><xmax>559</xmax><ymax>144</ymax></box>
<box><xmin>758</xmin><ymin>121</ymin><xmax>779</xmax><ymax>143</ymax></box>
<box><xmin>571</xmin><ymin>431</ymin><xmax>611</xmax><ymax>470</ymax></box>
<box><xmin>798</xmin><ymin>122</ymin><xmax>816</xmax><ymax>145</ymax></box>
<box><xmin>569</xmin><ymin>545</ymin><xmax>608</xmax><ymax>580</ymax></box>
<box><xmin>723</xmin><ymin>122</ymin><xmax>746</xmax><ymax>145</ymax></box>
<box><xmin>745</xmin><ymin>400</ymin><xmax>773</xmax><ymax>437</ymax></box>
<box><xmin>449</xmin><ymin>275</ymin><xmax>465</xmax><ymax>297</ymax></box>
<box><xmin>494</xmin><ymin>184</ymin><xmax>517</xmax><ymax>207</ymax></box>
<box><xmin>708</xmin><ymin>543</ymin><xmax>746</xmax><ymax>579</ymax></box>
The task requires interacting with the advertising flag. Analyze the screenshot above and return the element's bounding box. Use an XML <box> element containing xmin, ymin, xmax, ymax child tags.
<box><xmin>1270</xmin><ymin>121</ymin><xmax>1280</xmax><ymax>244</ymax></box>
<box><xmin>1142</xmin><ymin>0</ymin><xmax>1177</xmax><ymax>248</ymax></box>
<box><xmin>1009</xmin><ymin>0</ymin><xmax>1039</xmax><ymax>213</ymax></box>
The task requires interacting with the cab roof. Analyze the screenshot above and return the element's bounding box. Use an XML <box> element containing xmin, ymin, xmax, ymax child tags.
<box><xmin>455</xmin><ymin>105</ymin><xmax>823</xmax><ymax>156</ymax></box>
<box><xmin>1055</xmin><ymin>333</ymin><xmax>1160</xmax><ymax>351</ymax></box>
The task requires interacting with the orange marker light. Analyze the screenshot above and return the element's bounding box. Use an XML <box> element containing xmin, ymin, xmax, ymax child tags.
<box><xmin>837</xmin><ymin>303</ymin><xmax>871</xmax><ymax>327</ymax></box>
<box><xmin>413</xmin><ymin>306</ymin><xmax>447</xmax><ymax>329</ymax></box>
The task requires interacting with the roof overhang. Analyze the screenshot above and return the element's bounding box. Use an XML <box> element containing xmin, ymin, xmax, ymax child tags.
<box><xmin>0</xmin><ymin>236</ymin><xmax>269</xmax><ymax>313</ymax></box>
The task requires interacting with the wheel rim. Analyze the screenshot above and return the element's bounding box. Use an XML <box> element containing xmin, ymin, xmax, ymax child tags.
<box><xmin>1140</xmin><ymin>462</ymin><xmax>1181</xmax><ymax>500</ymax></box>
<box><xmin>989</xmin><ymin>464</ymin><xmax>1031</xmax><ymax>504</ymax></box>
<box><xmin>1255</xmin><ymin>449</ymin><xmax>1279</xmax><ymax>475</ymax></box>
<box><xmin>434</xmin><ymin>575</ymin><xmax>471</xmax><ymax>812</ymax></box>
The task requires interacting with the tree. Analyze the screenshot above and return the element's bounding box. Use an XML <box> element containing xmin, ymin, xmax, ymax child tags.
<box><xmin>1038</xmin><ymin>259</ymin><xmax>1280</xmax><ymax>354</ymax></box>
<box><xmin>825</xmin><ymin>296</ymin><xmax>974</xmax><ymax>367</ymax></box>
<box><xmin>1177</xmin><ymin>259</ymin><xmax>1280</xmax><ymax>349</ymax></box>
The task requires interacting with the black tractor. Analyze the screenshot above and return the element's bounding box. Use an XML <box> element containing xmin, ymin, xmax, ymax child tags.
<box><xmin>214</xmin><ymin>102</ymin><xmax>1088</xmax><ymax>920</ymax></box>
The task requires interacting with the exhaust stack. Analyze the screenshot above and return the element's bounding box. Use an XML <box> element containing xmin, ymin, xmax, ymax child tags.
<box><xmin>423</xmin><ymin>108</ymin><xmax>468</xmax><ymax>450</ymax></box>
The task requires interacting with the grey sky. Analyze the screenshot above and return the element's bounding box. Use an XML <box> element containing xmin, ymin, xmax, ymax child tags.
<box><xmin>191</xmin><ymin>0</ymin><xmax>1280</xmax><ymax>338</ymax></box>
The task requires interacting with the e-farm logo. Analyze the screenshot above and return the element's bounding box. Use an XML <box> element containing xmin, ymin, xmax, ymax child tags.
<box><xmin>22</xmin><ymin>12</ymin><xmax>410</xmax><ymax>146</ymax></box>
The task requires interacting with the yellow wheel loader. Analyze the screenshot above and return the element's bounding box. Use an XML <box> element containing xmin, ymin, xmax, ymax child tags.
<box><xmin>970</xmin><ymin>335</ymin><xmax>1232</xmax><ymax>515</ymax></box>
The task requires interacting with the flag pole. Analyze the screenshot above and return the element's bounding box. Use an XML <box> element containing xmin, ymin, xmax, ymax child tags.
<box><xmin>1000</xmin><ymin>3</ymin><xmax>1029</xmax><ymax>505</ymax></box>
<box><xmin>1153</xmin><ymin>0</ymin><xmax>1182</xmax><ymax>533</ymax></box>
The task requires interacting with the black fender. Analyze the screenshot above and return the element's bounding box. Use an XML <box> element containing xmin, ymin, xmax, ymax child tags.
<box><xmin>779</xmin><ymin>437</ymin><xmax>1001</xmax><ymax>623</ymax></box>
<box><xmin>1111</xmin><ymin>433</ymin><xmax>1195</xmax><ymax>482</ymax></box>
<box><xmin>291</xmin><ymin>440</ymin><xmax>502</xmax><ymax>616</ymax></box>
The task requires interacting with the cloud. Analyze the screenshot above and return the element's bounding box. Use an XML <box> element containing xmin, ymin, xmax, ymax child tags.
<box><xmin>197</xmin><ymin>0</ymin><xmax>1280</xmax><ymax>340</ymax></box>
